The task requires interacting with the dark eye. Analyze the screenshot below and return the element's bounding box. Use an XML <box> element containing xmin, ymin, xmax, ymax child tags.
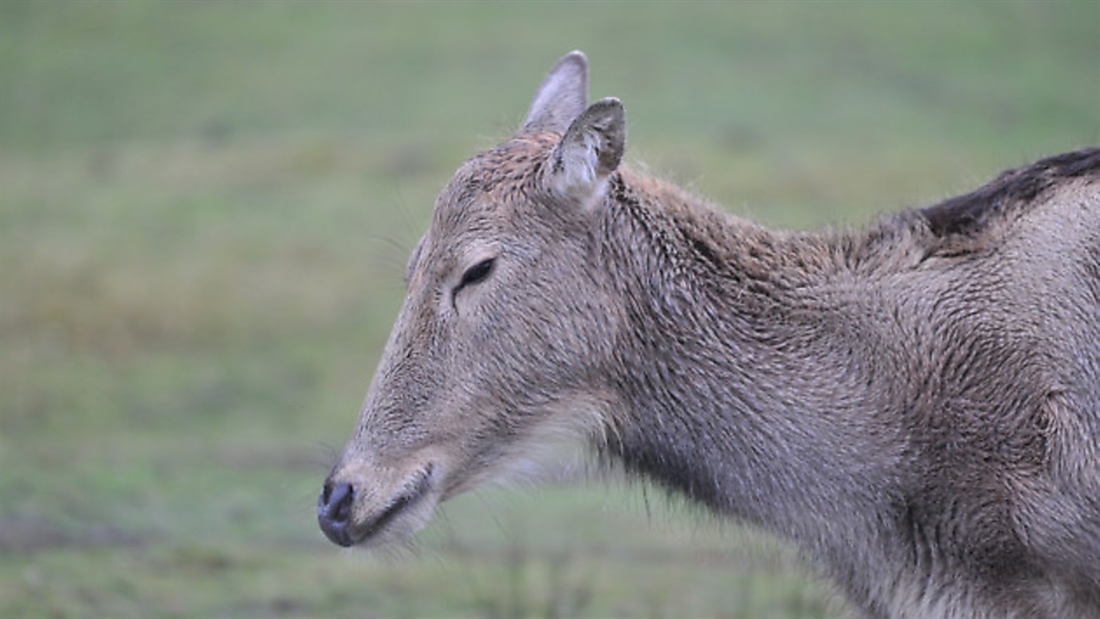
<box><xmin>456</xmin><ymin>258</ymin><xmax>495</xmax><ymax>292</ymax></box>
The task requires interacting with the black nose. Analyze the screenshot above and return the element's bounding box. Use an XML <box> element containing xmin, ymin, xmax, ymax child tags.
<box><xmin>318</xmin><ymin>480</ymin><xmax>356</xmax><ymax>547</ymax></box>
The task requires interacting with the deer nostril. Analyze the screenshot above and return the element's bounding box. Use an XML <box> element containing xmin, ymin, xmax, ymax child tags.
<box><xmin>320</xmin><ymin>481</ymin><xmax>354</xmax><ymax>521</ymax></box>
<box><xmin>318</xmin><ymin>481</ymin><xmax>356</xmax><ymax>547</ymax></box>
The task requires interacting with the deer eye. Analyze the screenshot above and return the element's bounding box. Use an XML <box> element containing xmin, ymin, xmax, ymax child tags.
<box><xmin>456</xmin><ymin>258</ymin><xmax>495</xmax><ymax>293</ymax></box>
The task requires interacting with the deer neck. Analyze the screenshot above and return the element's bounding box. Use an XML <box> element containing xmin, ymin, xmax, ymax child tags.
<box><xmin>594</xmin><ymin>170</ymin><xmax>889</xmax><ymax>545</ymax></box>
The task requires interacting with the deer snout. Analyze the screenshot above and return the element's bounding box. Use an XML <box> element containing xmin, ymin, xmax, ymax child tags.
<box><xmin>317</xmin><ymin>458</ymin><xmax>442</xmax><ymax>548</ymax></box>
<box><xmin>317</xmin><ymin>480</ymin><xmax>356</xmax><ymax>547</ymax></box>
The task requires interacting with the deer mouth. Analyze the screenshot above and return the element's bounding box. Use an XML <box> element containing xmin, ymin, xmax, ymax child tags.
<box><xmin>320</xmin><ymin>463</ymin><xmax>437</xmax><ymax>548</ymax></box>
<box><xmin>362</xmin><ymin>464</ymin><xmax>435</xmax><ymax>544</ymax></box>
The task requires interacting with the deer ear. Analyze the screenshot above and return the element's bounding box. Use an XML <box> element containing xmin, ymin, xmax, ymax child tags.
<box><xmin>547</xmin><ymin>98</ymin><xmax>626</xmax><ymax>204</ymax></box>
<box><xmin>523</xmin><ymin>51</ymin><xmax>588</xmax><ymax>134</ymax></box>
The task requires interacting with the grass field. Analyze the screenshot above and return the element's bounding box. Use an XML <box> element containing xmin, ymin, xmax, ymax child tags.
<box><xmin>1</xmin><ymin>2</ymin><xmax>1097</xmax><ymax>617</ymax></box>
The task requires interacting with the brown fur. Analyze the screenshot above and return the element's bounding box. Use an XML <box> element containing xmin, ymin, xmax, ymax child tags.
<box><xmin>319</xmin><ymin>52</ymin><xmax>1100</xmax><ymax>617</ymax></box>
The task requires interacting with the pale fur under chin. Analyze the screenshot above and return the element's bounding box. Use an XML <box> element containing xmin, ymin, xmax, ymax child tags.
<box><xmin>458</xmin><ymin>398</ymin><xmax>611</xmax><ymax>495</ymax></box>
<box><xmin>352</xmin><ymin>400</ymin><xmax>608</xmax><ymax>550</ymax></box>
<box><xmin>348</xmin><ymin>491</ymin><xmax>441</xmax><ymax>552</ymax></box>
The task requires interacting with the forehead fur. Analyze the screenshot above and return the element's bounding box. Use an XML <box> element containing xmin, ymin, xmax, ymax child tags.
<box><xmin>434</xmin><ymin>132</ymin><xmax>559</xmax><ymax>226</ymax></box>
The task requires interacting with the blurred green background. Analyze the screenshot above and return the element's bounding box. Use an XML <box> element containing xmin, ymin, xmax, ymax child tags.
<box><xmin>1</xmin><ymin>2</ymin><xmax>1096</xmax><ymax>617</ymax></box>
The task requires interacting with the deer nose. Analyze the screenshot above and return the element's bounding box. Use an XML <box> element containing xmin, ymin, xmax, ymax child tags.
<box><xmin>318</xmin><ymin>480</ymin><xmax>356</xmax><ymax>547</ymax></box>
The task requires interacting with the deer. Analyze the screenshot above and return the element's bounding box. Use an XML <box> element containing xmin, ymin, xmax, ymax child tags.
<box><xmin>318</xmin><ymin>51</ymin><xmax>1100</xmax><ymax>618</ymax></box>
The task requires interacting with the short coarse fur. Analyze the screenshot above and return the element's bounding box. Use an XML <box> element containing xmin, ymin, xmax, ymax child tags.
<box><xmin>592</xmin><ymin>150</ymin><xmax>1099</xmax><ymax>617</ymax></box>
<box><xmin>321</xmin><ymin>52</ymin><xmax>1100</xmax><ymax>618</ymax></box>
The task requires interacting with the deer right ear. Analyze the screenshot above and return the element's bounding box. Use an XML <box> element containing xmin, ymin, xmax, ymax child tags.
<box><xmin>523</xmin><ymin>51</ymin><xmax>589</xmax><ymax>135</ymax></box>
<box><xmin>545</xmin><ymin>98</ymin><xmax>626</xmax><ymax>206</ymax></box>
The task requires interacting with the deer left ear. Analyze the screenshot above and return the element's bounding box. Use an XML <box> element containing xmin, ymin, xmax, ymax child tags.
<box><xmin>548</xmin><ymin>97</ymin><xmax>626</xmax><ymax>205</ymax></box>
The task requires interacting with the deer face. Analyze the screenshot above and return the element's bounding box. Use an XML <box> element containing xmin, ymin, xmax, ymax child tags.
<box><xmin>318</xmin><ymin>52</ymin><xmax>626</xmax><ymax>548</ymax></box>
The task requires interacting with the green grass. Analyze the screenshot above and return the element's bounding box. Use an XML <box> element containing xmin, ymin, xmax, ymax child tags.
<box><xmin>1</xmin><ymin>1</ymin><xmax>1097</xmax><ymax>617</ymax></box>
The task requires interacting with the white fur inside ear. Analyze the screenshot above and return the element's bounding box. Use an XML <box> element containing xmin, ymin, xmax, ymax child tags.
<box><xmin>547</xmin><ymin>97</ymin><xmax>625</xmax><ymax>209</ymax></box>
<box><xmin>553</xmin><ymin>128</ymin><xmax>610</xmax><ymax>205</ymax></box>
